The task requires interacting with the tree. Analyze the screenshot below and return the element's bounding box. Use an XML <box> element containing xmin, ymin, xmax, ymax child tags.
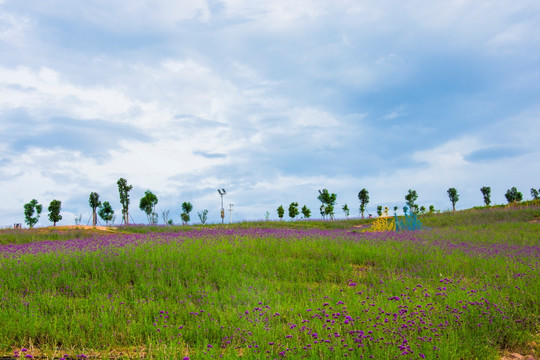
<box><xmin>480</xmin><ymin>186</ymin><xmax>491</xmax><ymax>206</ymax></box>
<box><xmin>198</xmin><ymin>209</ymin><xmax>208</xmax><ymax>224</ymax></box>
<box><xmin>117</xmin><ymin>178</ymin><xmax>133</xmax><ymax>224</ymax></box>
<box><xmin>98</xmin><ymin>201</ymin><xmax>114</xmax><ymax>226</ymax></box>
<box><xmin>342</xmin><ymin>204</ymin><xmax>350</xmax><ymax>219</ymax></box>
<box><xmin>288</xmin><ymin>202</ymin><xmax>299</xmax><ymax>219</ymax></box>
<box><xmin>88</xmin><ymin>192</ymin><xmax>101</xmax><ymax>226</ymax></box>
<box><xmin>405</xmin><ymin>189</ymin><xmax>418</xmax><ymax>213</ymax></box>
<box><xmin>277</xmin><ymin>205</ymin><xmax>285</xmax><ymax>220</ymax></box>
<box><xmin>531</xmin><ymin>188</ymin><xmax>539</xmax><ymax>200</ymax></box>
<box><xmin>447</xmin><ymin>187</ymin><xmax>459</xmax><ymax>212</ymax></box>
<box><xmin>317</xmin><ymin>189</ymin><xmax>337</xmax><ymax>220</ymax></box>
<box><xmin>376</xmin><ymin>205</ymin><xmax>383</xmax><ymax>217</ymax></box>
<box><xmin>393</xmin><ymin>206</ymin><xmax>398</xmax><ymax>214</ymax></box>
<box><xmin>419</xmin><ymin>206</ymin><xmax>426</xmax><ymax>214</ymax></box>
<box><xmin>181</xmin><ymin>202</ymin><xmax>193</xmax><ymax>225</ymax></box>
<box><xmin>161</xmin><ymin>209</ymin><xmax>171</xmax><ymax>225</ymax></box>
<box><xmin>139</xmin><ymin>190</ymin><xmax>159</xmax><ymax>224</ymax></box>
<box><xmin>48</xmin><ymin>199</ymin><xmax>62</xmax><ymax>226</ymax></box>
<box><xmin>24</xmin><ymin>199</ymin><xmax>42</xmax><ymax>228</ymax></box>
<box><xmin>301</xmin><ymin>205</ymin><xmax>311</xmax><ymax>219</ymax></box>
<box><xmin>358</xmin><ymin>188</ymin><xmax>369</xmax><ymax>219</ymax></box>
<box><xmin>429</xmin><ymin>205</ymin><xmax>435</xmax><ymax>214</ymax></box>
<box><xmin>505</xmin><ymin>187</ymin><xmax>523</xmax><ymax>204</ymax></box>
<box><xmin>319</xmin><ymin>205</ymin><xmax>325</xmax><ymax>218</ymax></box>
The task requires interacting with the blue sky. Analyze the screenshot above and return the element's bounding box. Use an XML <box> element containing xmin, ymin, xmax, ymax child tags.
<box><xmin>1</xmin><ymin>0</ymin><xmax>539</xmax><ymax>226</ymax></box>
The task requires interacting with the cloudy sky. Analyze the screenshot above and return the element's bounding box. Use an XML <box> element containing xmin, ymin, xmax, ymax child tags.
<box><xmin>1</xmin><ymin>0</ymin><xmax>539</xmax><ymax>226</ymax></box>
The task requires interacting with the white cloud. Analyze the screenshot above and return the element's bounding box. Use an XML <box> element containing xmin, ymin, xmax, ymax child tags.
<box><xmin>221</xmin><ymin>0</ymin><xmax>327</xmax><ymax>25</ymax></box>
<box><xmin>24</xmin><ymin>0</ymin><xmax>211</xmax><ymax>30</ymax></box>
<box><xmin>0</xmin><ymin>66</ymin><xmax>141</xmax><ymax>122</ymax></box>
<box><xmin>0</xmin><ymin>7</ymin><xmax>28</xmax><ymax>45</ymax></box>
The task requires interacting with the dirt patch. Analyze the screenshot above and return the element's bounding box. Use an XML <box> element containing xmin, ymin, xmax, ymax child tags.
<box><xmin>501</xmin><ymin>353</ymin><xmax>537</xmax><ymax>360</ymax></box>
<box><xmin>53</xmin><ymin>225</ymin><xmax>117</xmax><ymax>232</ymax></box>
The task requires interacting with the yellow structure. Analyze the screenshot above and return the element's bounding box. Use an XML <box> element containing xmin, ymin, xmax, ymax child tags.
<box><xmin>364</xmin><ymin>207</ymin><xmax>396</xmax><ymax>232</ymax></box>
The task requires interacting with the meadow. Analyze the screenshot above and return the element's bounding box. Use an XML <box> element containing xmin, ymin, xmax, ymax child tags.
<box><xmin>0</xmin><ymin>206</ymin><xmax>538</xmax><ymax>359</ymax></box>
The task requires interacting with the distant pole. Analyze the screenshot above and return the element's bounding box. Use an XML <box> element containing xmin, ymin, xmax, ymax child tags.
<box><xmin>217</xmin><ymin>189</ymin><xmax>227</xmax><ymax>224</ymax></box>
<box><xmin>228</xmin><ymin>203</ymin><xmax>234</xmax><ymax>224</ymax></box>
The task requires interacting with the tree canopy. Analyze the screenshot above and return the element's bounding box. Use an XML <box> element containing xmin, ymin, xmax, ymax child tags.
<box><xmin>89</xmin><ymin>192</ymin><xmax>101</xmax><ymax>226</ymax></box>
<box><xmin>301</xmin><ymin>205</ymin><xmax>311</xmax><ymax>219</ymax></box>
<box><xmin>48</xmin><ymin>199</ymin><xmax>62</xmax><ymax>226</ymax></box>
<box><xmin>480</xmin><ymin>186</ymin><xmax>491</xmax><ymax>206</ymax></box>
<box><xmin>98</xmin><ymin>201</ymin><xmax>114</xmax><ymax>226</ymax></box>
<box><xmin>181</xmin><ymin>202</ymin><xmax>193</xmax><ymax>224</ymax></box>
<box><xmin>139</xmin><ymin>190</ymin><xmax>158</xmax><ymax>224</ymax></box>
<box><xmin>447</xmin><ymin>187</ymin><xmax>459</xmax><ymax>211</ymax></box>
<box><xmin>277</xmin><ymin>205</ymin><xmax>285</xmax><ymax>220</ymax></box>
<box><xmin>342</xmin><ymin>203</ymin><xmax>350</xmax><ymax>218</ymax></box>
<box><xmin>505</xmin><ymin>187</ymin><xmax>523</xmax><ymax>204</ymax></box>
<box><xmin>24</xmin><ymin>199</ymin><xmax>42</xmax><ymax>228</ymax></box>
<box><xmin>317</xmin><ymin>189</ymin><xmax>337</xmax><ymax>220</ymax></box>
<box><xmin>405</xmin><ymin>189</ymin><xmax>418</xmax><ymax>213</ymax></box>
<box><xmin>358</xmin><ymin>188</ymin><xmax>369</xmax><ymax>219</ymax></box>
<box><xmin>117</xmin><ymin>178</ymin><xmax>133</xmax><ymax>224</ymax></box>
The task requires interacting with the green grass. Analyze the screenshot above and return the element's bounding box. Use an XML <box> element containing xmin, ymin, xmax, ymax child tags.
<box><xmin>0</xmin><ymin>227</ymin><xmax>112</xmax><ymax>245</ymax></box>
<box><xmin>0</xmin><ymin>206</ymin><xmax>538</xmax><ymax>359</ymax></box>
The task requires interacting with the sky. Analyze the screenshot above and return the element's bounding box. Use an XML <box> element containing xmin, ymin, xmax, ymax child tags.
<box><xmin>1</xmin><ymin>0</ymin><xmax>539</xmax><ymax>226</ymax></box>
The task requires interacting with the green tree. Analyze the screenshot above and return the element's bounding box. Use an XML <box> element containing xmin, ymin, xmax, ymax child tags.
<box><xmin>393</xmin><ymin>206</ymin><xmax>398</xmax><ymax>214</ymax></box>
<box><xmin>376</xmin><ymin>205</ymin><xmax>383</xmax><ymax>217</ymax></box>
<box><xmin>342</xmin><ymin>203</ymin><xmax>350</xmax><ymax>219</ymax></box>
<box><xmin>447</xmin><ymin>187</ymin><xmax>459</xmax><ymax>212</ymax></box>
<box><xmin>317</xmin><ymin>189</ymin><xmax>337</xmax><ymax>220</ymax></box>
<box><xmin>429</xmin><ymin>205</ymin><xmax>435</xmax><ymax>214</ymax></box>
<box><xmin>24</xmin><ymin>199</ymin><xmax>42</xmax><ymax>228</ymax></box>
<box><xmin>198</xmin><ymin>209</ymin><xmax>208</xmax><ymax>224</ymax></box>
<box><xmin>48</xmin><ymin>199</ymin><xmax>62</xmax><ymax>226</ymax></box>
<box><xmin>288</xmin><ymin>202</ymin><xmax>299</xmax><ymax>219</ymax></box>
<box><xmin>405</xmin><ymin>189</ymin><xmax>418</xmax><ymax>213</ymax></box>
<box><xmin>358</xmin><ymin>188</ymin><xmax>369</xmax><ymax>219</ymax></box>
<box><xmin>181</xmin><ymin>202</ymin><xmax>193</xmax><ymax>225</ymax></box>
<box><xmin>117</xmin><ymin>178</ymin><xmax>133</xmax><ymax>224</ymax></box>
<box><xmin>419</xmin><ymin>206</ymin><xmax>426</xmax><ymax>214</ymax></box>
<box><xmin>531</xmin><ymin>188</ymin><xmax>539</xmax><ymax>200</ymax></box>
<box><xmin>301</xmin><ymin>205</ymin><xmax>311</xmax><ymax>219</ymax></box>
<box><xmin>480</xmin><ymin>186</ymin><xmax>491</xmax><ymax>206</ymax></box>
<box><xmin>277</xmin><ymin>205</ymin><xmax>285</xmax><ymax>220</ymax></box>
<box><xmin>89</xmin><ymin>192</ymin><xmax>101</xmax><ymax>226</ymax></box>
<box><xmin>139</xmin><ymin>190</ymin><xmax>159</xmax><ymax>224</ymax></box>
<box><xmin>505</xmin><ymin>187</ymin><xmax>523</xmax><ymax>204</ymax></box>
<box><xmin>98</xmin><ymin>201</ymin><xmax>114</xmax><ymax>226</ymax></box>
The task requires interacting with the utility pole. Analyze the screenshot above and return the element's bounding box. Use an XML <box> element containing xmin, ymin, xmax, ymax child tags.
<box><xmin>228</xmin><ymin>203</ymin><xmax>234</xmax><ymax>224</ymax></box>
<box><xmin>217</xmin><ymin>189</ymin><xmax>226</xmax><ymax>224</ymax></box>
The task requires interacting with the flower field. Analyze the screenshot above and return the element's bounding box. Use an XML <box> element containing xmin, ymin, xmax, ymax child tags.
<box><xmin>0</xmin><ymin>207</ymin><xmax>539</xmax><ymax>359</ymax></box>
